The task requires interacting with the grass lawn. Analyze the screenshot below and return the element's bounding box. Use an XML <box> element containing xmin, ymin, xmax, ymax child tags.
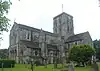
<box><xmin>0</xmin><ymin>63</ymin><xmax>100</xmax><ymax>71</ymax></box>
<box><xmin>75</xmin><ymin>66</ymin><xmax>91</xmax><ymax>71</ymax></box>
<box><xmin>75</xmin><ymin>62</ymin><xmax>100</xmax><ymax>71</ymax></box>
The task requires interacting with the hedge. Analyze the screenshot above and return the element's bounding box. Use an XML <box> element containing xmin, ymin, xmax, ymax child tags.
<box><xmin>0</xmin><ymin>60</ymin><xmax>15</xmax><ymax>68</ymax></box>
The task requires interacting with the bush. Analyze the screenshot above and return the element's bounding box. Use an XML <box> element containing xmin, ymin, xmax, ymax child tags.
<box><xmin>68</xmin><ymin>44</ymin><xmax>95</xmax><ymax>67</ymax></box>
<box><xmin>34</xmin><ymin>60</ymin><xmax>41</xmax><ymax>66</ymax></box>
<box><xmin>0</xmin><ymin>60</ymin><xmax>15</xmax><ymax>68</ymax></box>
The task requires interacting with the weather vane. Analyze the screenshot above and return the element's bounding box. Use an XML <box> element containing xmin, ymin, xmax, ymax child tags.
<box><xmin>62</xmin><ymin>4</ymin><xmax>63</xmax><ymax>12</ymax></box>
<box><xmin>14</xmin><ymin>18</ymin><xmax>16</xmax><ymax>22</ymax></box>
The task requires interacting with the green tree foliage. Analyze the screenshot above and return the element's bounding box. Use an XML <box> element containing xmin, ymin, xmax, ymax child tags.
<box><xmin>0</xmin><ymin>0</ymin><xmax>11</xmax><ymax>37</ymax></box>
<box><xmin>0</xmin><ymin>49</ymin><xmax>8</xmax><ymax>59</ymax></box>
<box><xmin>68</xmin><ymin>44</ymin><xmax>95</xmax><ymax>66</ymax></box>
<box><xmin>93</xmin><ymin>39</ymin><xmax>100</xmax><ymax>60</ymax></box>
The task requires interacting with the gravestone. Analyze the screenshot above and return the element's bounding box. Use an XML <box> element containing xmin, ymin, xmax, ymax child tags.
<box><xmin>68</xmin><ymin>62</ymin><xmax>74</xmax><ymax>71</ymax></box>
<box><xmin>91</xmin><ymin>61</ymin><xmax>99</xmax><ymax>71</ymax></box>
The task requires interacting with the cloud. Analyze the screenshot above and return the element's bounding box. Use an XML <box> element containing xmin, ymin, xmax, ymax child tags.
<box><xmin>0</xmin><ymin>0</ymin><xmax>100</xmax><ymax>49</ymax></box>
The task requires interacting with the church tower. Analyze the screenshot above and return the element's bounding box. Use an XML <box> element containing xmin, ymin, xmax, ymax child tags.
<box><xmin>53</xmin><ymin>12</ymin><xmax>74</xmax><ymax>39</ymax></box>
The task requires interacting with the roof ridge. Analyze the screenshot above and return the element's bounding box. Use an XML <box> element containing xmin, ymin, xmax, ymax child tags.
<box><xmin>18</xmin><ymin>23</ymin><xmax>41</xmax><ymax>31</ymax></box>
<box><xmin>17</xmin><ymin>23</ymin><xmax>58</xmax><ymax>36</ymax></box>
<box><xmin>74</xmin><ymin>31</ymin><xmax>89</xmax><ymax>36</ymax></box>
<box><xmin>66</xmin><ymin>31</ymin><xmax>90</xmax><ymax>43</ymax></box>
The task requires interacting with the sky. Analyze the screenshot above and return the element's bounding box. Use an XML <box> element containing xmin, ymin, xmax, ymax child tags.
<box><xmin>0</xmin><ymin>0</ymin><xmax>100</xmax><ymax>49</ymax></box>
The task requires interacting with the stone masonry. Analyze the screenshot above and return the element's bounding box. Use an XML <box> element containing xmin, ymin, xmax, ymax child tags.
<box><xmin>8</xmin><ymin>12</ymin><xmax>93</xmax><ymax>64</ymax></box>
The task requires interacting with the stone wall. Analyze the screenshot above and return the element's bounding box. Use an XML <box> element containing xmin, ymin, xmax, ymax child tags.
<box><xmin>9</xmin><ymin>12</ymin><xmax>93</xmax><ymax>64</ymax></box>
<box><xmin>82</xmin><ymin>32</ymin><xmax>93</xmax><ymax>47</ymax></box>
<box><xmin>53</xmin><ymin>13</ymin><xmax>74</xmax><ymax>39</ymax></box>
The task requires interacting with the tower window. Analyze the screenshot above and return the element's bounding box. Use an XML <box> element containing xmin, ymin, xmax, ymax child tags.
<box><xmin>27</xmin><ymin>33</ymin><xmax>29</xmax><ymax>39</ymax></box>
<box><xmin>59</xmin><ymin>27</ymin><xmax>61</xmax><ymax>31</ymax></box>
<box><xmin>59</xmin><ymin>17</ymin><xmax>61</xmax><ymax>24</ymax></box>
<box><xmin>55</xmin><ymin>23</ymin><xmax>57</xmax><ymax>27</ymax></box>
<box><xmin>71</xmin><ymin>27</ymin><xmax>73</xmax><ymax>31</ymax></box>
<box><xmin>26</xmin><ymin>32</ymin><xmax>30</xmax><ymax>39</ymax></box>
<box><xmin>67</xmin><ymin>19</ymin><xmax>70</xmax><ymax>24</ymax></box>
<box><xmin>54</xmin><ymin>20</ymin><xmax>57</xmax><ymax>27</ymax></box>
<box><xmin>55</xmin><ymin>29</ymin><xmax>57</xmax><ymax>33</ymax></box>
<box><xmin>67</xmin><ymin>25</ymin><xmax>69</xmax><ymax>32</ymax></box>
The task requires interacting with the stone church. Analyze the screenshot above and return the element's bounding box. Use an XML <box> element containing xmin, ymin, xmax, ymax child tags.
<box><xmin>8</xmin><ymin>12</ymin><xmax>93</xmax><ymax>64</ymax></box>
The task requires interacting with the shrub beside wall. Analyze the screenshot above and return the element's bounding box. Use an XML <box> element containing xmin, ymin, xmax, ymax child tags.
<box><xmin>0</xmin><ymin>60</ymin><xmax>15</xmax><ymax>68</ymax></box>
<box><xmin>34</xmin><ymin>60</ymin><xmax>42</xmax><ymax>66</ymax></box>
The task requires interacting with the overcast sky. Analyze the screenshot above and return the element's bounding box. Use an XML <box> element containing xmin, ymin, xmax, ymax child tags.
<box><xmin>0</xmin><ymin>0</ymin><xmax>100</xmax><ymax>49</ymax></box>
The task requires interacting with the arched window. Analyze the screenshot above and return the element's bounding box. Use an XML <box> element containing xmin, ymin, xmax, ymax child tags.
<box><xmin>67</xmin><ymin>25</ymin><xmax>69</xmax><ymax>32</ymax></box>
<box><xmin>35</xmin><ymin>51</ymin><xmax>38</xmax><ymax>56</ymax></box>
<box><xmin>27</xmin><ymin>33</ymin><xmax>29</xmax><ymax>39</ymax></box>
<box><xmin>59</xmin><ymin>17</ymin><xmax>61</xmax><ymax>24</ymax></box>
<box><xmin>54</xmin><ymin>20</ymin><xmax>57</xmax><ymax>27</ymax></box>
<box><xmin>26</xmin><ymin>31</ymin><xmax>30</xmax><ymax>40</ymax></box>
<box><xmin>59</xmin><ymin>27</ymin><xmax>61</xmax><ymax>32</ymax></box>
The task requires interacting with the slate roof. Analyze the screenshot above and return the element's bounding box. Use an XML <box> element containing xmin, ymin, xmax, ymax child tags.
<box><xmin>20</xmin><ymin>40</ymin><xmax>58</xmax><ymax>50</ymax></box>
<box><xmin>65</xmin><ymin>31</ymin><xmax>90</xmax><ymax>43</ymax></box>
<box><xmin>20</xmin><ymin>40</ymin><xmax>39</xmax><ymax>48</ymax></box>
<box><xmin>15</xmin><ymin>22</ymin><xmax>58</xmax><ymax>37</ymax></box>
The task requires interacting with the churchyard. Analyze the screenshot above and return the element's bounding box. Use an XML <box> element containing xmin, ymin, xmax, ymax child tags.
<box><xmin>0</xmin><ymin>63</ymin><xmax>100</xmax><ymax>71</ymax></box>
<box><xmin>0</xmin><ymin>44</ymin><xmax>99</xmax><ymax>71</ymax></box>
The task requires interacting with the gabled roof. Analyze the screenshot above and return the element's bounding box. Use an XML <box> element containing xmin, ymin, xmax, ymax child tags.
<box><xmin>20</xmin><ymin>40</ymin><xmax>58</xmax><ymax>50</ymax></box>
<box><xmin>10</xmin><ymin>22</ymin><xmax>18</xmax><ymax>32</ymax></box>
<box><xmin>14</xmin><ymin>22</ymin><xmax>58</xmax><ymax>37</ymax></box>
<box><xmin>18</xmin><ymin>23</ymin><xmax>40</xmax><ymax>33</ymax></box>
<box><xmin>65</xmin><ymin>31</ymin><xmax>90</xmax><ymax>43</ymax></box>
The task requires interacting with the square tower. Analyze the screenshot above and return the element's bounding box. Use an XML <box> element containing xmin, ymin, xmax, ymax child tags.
<box><xmin>53</xmin><ymin>12</ymin><xmax>74</xmax><ymax>39</ymax></box>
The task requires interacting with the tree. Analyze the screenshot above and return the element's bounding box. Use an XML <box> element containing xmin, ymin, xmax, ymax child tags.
<box><xmin>68</xmin><ymin>44</ymin><xmax>95</xmax><ymax>66</ymax></box>
<box><xmin>93</xmin><ymin>39</ymin><xmax>100</xmax><ymax>60</ymax></box>
<box><xmin>0</xmin><ymin>0</ymin><xmax>11</xmax><ymax>39</ymax></box>
<box><xmin>0</xmin><ymin>49</ymin><xmax>8</xmax><ymax>59</ymax></box>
